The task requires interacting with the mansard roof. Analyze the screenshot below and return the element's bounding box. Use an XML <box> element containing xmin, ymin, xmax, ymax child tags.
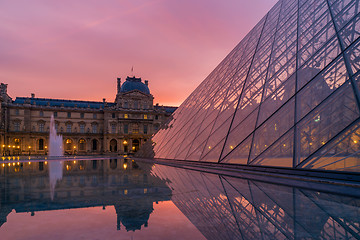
<box><xmin>13</xmin><ymin>97</ymin><xmax>115</xmax><ymax>109</ymax></box>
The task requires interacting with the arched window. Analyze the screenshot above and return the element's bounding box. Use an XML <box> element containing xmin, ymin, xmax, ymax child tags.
<box><xmin>65</xmin><ymin>139</ymin><xmax>72</xmax><ymax>151</ymax></box>
<box><xmin>132</xmin><ymin>139</ymin><xmax>140</xmax><ymax>152</ymax></box>
<box><xmin>110</xmin><ymin>139</ymin><xmax>117</xmax><ymax>152</ymax></box>
<box><xmin>79</xmin><ymin>139</ymin><xmax>86</xmax><ymax>151</ymax></box>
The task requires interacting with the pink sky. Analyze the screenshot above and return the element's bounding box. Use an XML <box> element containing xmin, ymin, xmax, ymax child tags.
<box><xmin>0</xmin><ymin>201</ymin><xmax>206</xmax><ymax>240</ymax></box>
<box><xmin>0</xmin><ymin>0</ymin><xmax>278</xmax><ymax>106</ymax></box>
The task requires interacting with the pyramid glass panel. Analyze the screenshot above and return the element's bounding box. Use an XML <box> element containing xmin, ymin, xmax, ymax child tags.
<box><xmin>151</xmin><ymin>0</ymin><xmax>360</xmax><ymax>173</ymax></box>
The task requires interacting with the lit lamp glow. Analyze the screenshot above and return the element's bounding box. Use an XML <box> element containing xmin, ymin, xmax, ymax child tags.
<box><xmin>123</xmin><ymin>163</ymin><xmax>128</xmax><ymax>170</ymax></box>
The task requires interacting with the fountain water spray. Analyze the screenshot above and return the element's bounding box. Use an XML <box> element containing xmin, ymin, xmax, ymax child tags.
<box><xmin>48</xmin><ymin>114</ymin><xmax>63</xmax><ymax>200</ymax></box>
<box><xmin>49</xmin><ymin>114</ymin><xmax>63</xmax><ymax>157</ymax></box>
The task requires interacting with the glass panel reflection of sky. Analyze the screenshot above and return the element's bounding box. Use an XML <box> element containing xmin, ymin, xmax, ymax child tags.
<box><xmin>0</xmin><ymin>158</ymin><xmax>359</xmax><ymax>239</ymax></box>
<box><xmin>150</xmin><ymin>0</ymin><xmax>360</xmax><ymax>172</ymax></box>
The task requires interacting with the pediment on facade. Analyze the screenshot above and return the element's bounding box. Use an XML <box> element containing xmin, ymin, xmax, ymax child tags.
<box><xmin>120</xmin><ymin>90</ymin><xmax>151</xmax><ymax>98</ymax></box>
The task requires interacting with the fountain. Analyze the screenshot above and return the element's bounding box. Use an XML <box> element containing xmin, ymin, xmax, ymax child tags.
<box><xmin>48</xmin><ymin>114</ymin><xmax>63</xmax><ymax>200</ymax></box>
<box><xmin>49</xmin><ymin>114</ymin><xmax>63</xmax><ymax>157</ymax></box>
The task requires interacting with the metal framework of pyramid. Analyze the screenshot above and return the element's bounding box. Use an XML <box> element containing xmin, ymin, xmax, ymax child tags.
<box><xmin>152</xmin><ymin>0</ymin><xmax>360</xmax><ymax>172</ymax></box>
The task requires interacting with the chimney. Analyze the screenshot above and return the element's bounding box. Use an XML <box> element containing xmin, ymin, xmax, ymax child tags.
<box><xmin>145</xmin><ymin>80</ymin><xmax>148</xmax><ymax>86</ymax></box>
<box><xmin>31</xmin><ymin>93</ymin><xmax>35</xmax><ymax>98</ymax></box>
<box><xmin>117</xmin><ymin>78</ymin><xmax>121</xmax><ymax>93</ymax></box>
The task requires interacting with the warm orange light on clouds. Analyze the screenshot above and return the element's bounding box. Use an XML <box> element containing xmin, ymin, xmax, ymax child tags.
<box><xmin>0</xmin><ymin>0</ymin><xmax>277</xmax><ymax>106</ymax></box>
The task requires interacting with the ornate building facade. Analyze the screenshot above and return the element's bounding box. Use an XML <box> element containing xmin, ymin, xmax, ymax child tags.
<box><xmin>0</xmin><ymin>77</ymin><xmax>176</xmax><ymax>156</ymax></box>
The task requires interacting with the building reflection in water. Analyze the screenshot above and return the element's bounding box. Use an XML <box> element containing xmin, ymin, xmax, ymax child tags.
<box><xmin>0</xmin><ymin>159</ymin><xmax>172</xmax><ymax>231</ymax></box>
<box><xmin>152</xmin><ymin>164</ymin><xmax>360</xmax><ymax>240</ymax></box>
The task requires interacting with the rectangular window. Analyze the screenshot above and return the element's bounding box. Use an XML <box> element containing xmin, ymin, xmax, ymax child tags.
<box><xmin>92</xmin><ymin>125</ymin><xmax>97</xmax><ymax>133</ymax></box>
<box><xmin>66</xmin><ymin>124</ymin><xmax>72</xmax><ymax>133</ymax></box>
<box><xmin>111</xmin><ymin>124</ymin><xmax>116</xmax><ymax>134</ymax></box>
<box><xmin>80</xmin><ymin>124</ymin><xmax>85</xmax><ymax>133</ymax></box>
<box><xmin>155</xmin><ymin>115</ymin><xmax>159</xmax><ymax>120</ymax></box>
<box><xmin>14</xmin><ymin>122</ymin><xmax>20</xmax><ymax>131</ymax></box>
<box><xmin>143</xmin><ymin>125</ymin><xmax>148</xmax><ymax>134</ymax></box>
<box><xmin>80</xmin><ymin>113</ymin><xmax>84</xmax><ymax>119</ymax></box>
<box><xmin>39</xmin><ymin>123</ymin><xmax>45</xmax><ymax>132</ymax></box>
<box><xmin>124</xmin><ymin>102</ymin><xmax>128</xmax><ymax>108</ymax></box>
<box><xmin>132</xmin><ymin>124</ymin><xmax>139</xmax><ymax>134</ymax></box>
<box><xmin>55</xmin><ymin>123</ymin><xmax>59</xmax><ymax>132</ymax></box>
<box><xmin>67</xmin><ymin>112</ymin><xmax>71</xmax><ymax>118</ymax></box>
<box><xmin>93</xmin><ymin>113</ymin><xmax>97</xmax><ymax>119</ymax></box>
<box><xmin>40</xmin><ymin>111</ymin><xmax>44</xmax><ymax>117</ymax></box>
<box><xmin>15</xmin><ymin>109</ymin><xmax>19</xmax><ymax>115</ymax></box>
<box><xmin>112</xmin><ymin>113</ymin><xmax>115</xmax><ymax>118</ymax></box>
<box><xmin>54</xmin><ymin>112</ymin><xmax>58</xmax><ymax>117</ymax></box>
<box><xmin>124</xmin><ymin>114</ymin><xmax>128</xmax><ymax>119</ymax></box>
<box><xmin>143</xmin><ymin>114</ymin><xmax>147</xmax><ymax>119</ymax></box>
<box><xmin>124</xmin><ymin>124</ymin><xmax>128</xmax><ymax>134</ymax></box>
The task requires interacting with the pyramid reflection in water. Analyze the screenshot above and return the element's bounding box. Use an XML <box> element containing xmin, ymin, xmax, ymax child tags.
<box><xmin>151</xmin><ymin>0</ymin><xmax>360</xmax><ymax>172</ymax></box>
<box><xmin>152</xmin><ymin>164</ymin><xmax>360</xmax><ymax>240</ymax></box>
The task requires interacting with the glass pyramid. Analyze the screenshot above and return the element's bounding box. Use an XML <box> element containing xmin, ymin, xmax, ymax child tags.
<box><xmin>152</xmin><ymin>0</ymin><xmax>360</xmax><ymax>172</ymax></box>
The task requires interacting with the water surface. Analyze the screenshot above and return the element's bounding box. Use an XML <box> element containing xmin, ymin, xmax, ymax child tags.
<box><xmin>0</xmin><ymin>158</ymin><xmax>359</xmax><ymax>239</ymax></box>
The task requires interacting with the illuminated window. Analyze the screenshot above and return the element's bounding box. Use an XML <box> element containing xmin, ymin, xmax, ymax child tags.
<box><xmin>14</xmin><ymin>139</ymin><xmax>21</xmax><ymax>149</ymax></box>
<box><xmin>79</xmin><ymin>139</ymin><xmax>86</xmax><ymax>151</ymax></box>
<box><xmin>124</xmin><ymin>114</ymin><xmax>128</xmax><ymax>119</ymax></box>
<box><xmin>132</xmin><ymin>124</ymin><xmax>139</xmax><ymax>134</ymax></box>
<box><xmin>65</xmin><ymin>139</ymin><xmax>72</xmax><ymax>151</ymax></box>
<box><xmin>143</xmin><ymin>114</ymin><xmax>148</xmax><ymax>119</ymax></box>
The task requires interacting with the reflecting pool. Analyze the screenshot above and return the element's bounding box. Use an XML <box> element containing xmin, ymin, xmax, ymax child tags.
<box><xmin>0</xmin><ymin>158</ymin><xmax>359</xmax><ymax>239</ymax></box>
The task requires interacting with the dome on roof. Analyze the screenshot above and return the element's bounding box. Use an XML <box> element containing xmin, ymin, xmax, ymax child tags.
<box><xmin>120</xmin><ymin>76</ymin><xmax>150</xmax><ymax>95</ymax></box>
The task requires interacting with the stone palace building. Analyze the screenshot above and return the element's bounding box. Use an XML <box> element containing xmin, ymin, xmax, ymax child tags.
<box><xmin>0</xmin><ymin>76</ymin><xmax>176</xmax><ymax>156</ymax></box>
